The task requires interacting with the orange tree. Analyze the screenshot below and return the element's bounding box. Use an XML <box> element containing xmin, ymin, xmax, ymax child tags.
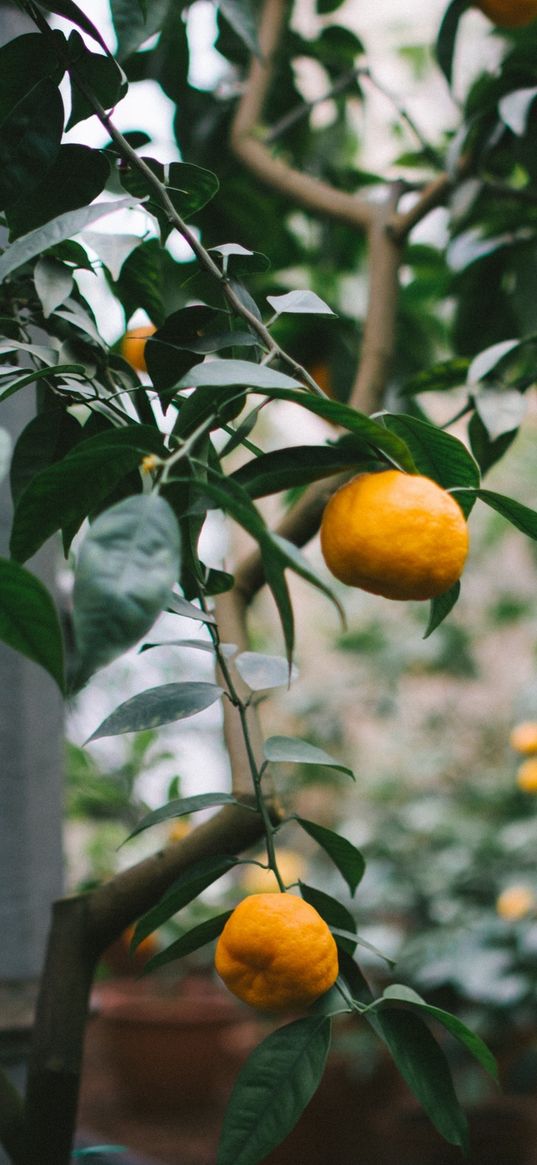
<box><xmin>1</xmin><ymin>0</ymin><xmax>537</xmax><ymax>1161</ymax></box>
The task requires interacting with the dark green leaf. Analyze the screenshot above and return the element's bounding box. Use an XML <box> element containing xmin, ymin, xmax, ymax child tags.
<box><xmin>132</xmin><ymin>857</ymin><xmax>239</xmax><ymax>949</ymax></box>
<box><xmin>468</xmin><ymin>412</ymin><xmax>518</xmax><ymax>475</ymax></box>
<box><xmin>71</xmin><ymin>494</ymin><xmax>181</xmax><ymax>685</ymax></box>
<box><xmin>295</xmin><ymin>818</ymin><xmax>365</xmax><ymax>895</ymax></box>
<box><xmin>0</xmin><ymin>31</ymin><xmax>65</xmax><ymax>122</ymax></box>
<box><xmin>299</xmin><ymin>883</ymin><xmax>356</xmax><ymax>954</ymax></box>
<box><xmin>167</xmin><ymin>594</ymin><xmax>216</xmax><ymax>623</ymax></box>
<box><xmin>0</xmin><ymin>365</ymin><xmax>84</xmax><ymax>406</ymax></box>
<box><xmin>456</xmin><ymin>489</ymin><xmax>537</xmax><ymax>539</ymax></box>
<box><xmin>373</xmin><ymin>1009</ymin><xmax>468</xmax><ymax>1150</ymax></box>
<box><xmin>403</xmin><ymin>357</ymin><xmax>470</xmax><ymax>396</ymax></box>
<box><xmin>230</xmin><ymin>443</ymin><xmax>370</xmax><ymax>499</ymax></box>
<box><xmin>383</xmin><ymin>414</ymin><xmax>480</xmax><ymax>516</ymax></box>
<box><xmin>6</xmin><ymin>145</ymin><xmax>110</xmax><ymax>239</ymax></box>
<box><xmin>10</xmin><ymin>408</ymin><xmax>81</xmax><ymax>506</ymax></box>
<box><xmin>270</xmin><ymin>535</ymin><xmax>345</xmax><ymax>629</ymax></box>
<box><xmin>264</xmin><ymin>736</ymin><xmax>354</xmax><ymax>779</ymax></box>
<box><xmin>126</xmin><ymin>792</ymin><xmax>241</xmax><ymax>840</ymax></box>
<box><xmin>0</xmin><ymin>558</ymin><xmax>64</xmax><ymax>691</ymax></box>
<box><xmin>86</xmin><ymin>681</ymin><xmax>223</xmax><ymax>741</ymax></box>
<box><xmin>177</xmin><ymin>359</ymin><xmax>302</xmax><ymax>392</ymax></box>
<box><xmin>143</xmin><ymin>911</ymin><xmax>233</xmax><ymax>973</ymax></box>
<box><xmin>424</xmin><ymin>582</ymin><xmax>460</xmax><ymax>638</ymax></box>
<box><xmin>66</xmin><ymin>32</ymin><xmax>125</xmax><ymax>128</ymax></box>
<box><xmin>217</xmin><ymin>1017</ymin><xmax>331</xmax><ymax>1165</ymax></box>
<box><xmin>436</xmin><ymin>0</ymin><xmax>472</xmax><ymax>85</ymax></box>
<box><xmin>167</xmin><ymin>161</ymin><xmax>219</xmax><ymax>219</ymax></box>
<box><xmin>219</xmin><ymin>0</ymin><xmax>260</xmax><ymax>56</ymax></box>
<box><xmin>111</xmin><ymin>0</ymin><xmax>171</xmax><ymax>60</ymax></box>
<box><xmin>0</xmin><ymin>78</ymin><xmax>63</xmax><ymax>210</ymax></box>
<box><xmin>380</xmin><ymin>985</ymin><xmax>498</xmax><ymax>1081</ymax></box>
<box><xmin>34</xmin><ymin>0</ymin><xmax>113</xmax><ymax>56</ymax></box>
<box><xmin>10</xmin><ymin>425</ymin><xmax>164</xmax><ymax>563</ymax></box>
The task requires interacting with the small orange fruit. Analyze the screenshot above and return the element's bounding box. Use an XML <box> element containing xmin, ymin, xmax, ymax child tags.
<box><xmin>168</xmin><ymin>819</ymin><xmax>191</xmax><ymax>843</ymax></box>
<box><xmin>474</xmin><ymin>0</ymin><xmax>537</xmax><ymax>26</ymax></box>
<box><xmin>320</xmin><ymin>470</ymin><xmax>469</xmax><ymax>601</ymax></box>
<box><xmin>120</xmin><ymin>323</ymin><xmax>157</xmax><ymax>372</ymax></box>
<box><xmin>496</xmin><ymin>885</ymin><xmax>535</xmax><ymax>921</ymax></box>
<box><xmin>215</xmin><ymin>892</ymin><xmax>338</xmax><ymax>1012</ymax></box>
<box><xmin>509</xmin><ymin>721</ymin><xmax>537</xmax><ymax>755</ymax></box>
<box><xmin>516</xmin><ymin>758</ymin><xmax>537</xmax><ymax>793</ymax></box>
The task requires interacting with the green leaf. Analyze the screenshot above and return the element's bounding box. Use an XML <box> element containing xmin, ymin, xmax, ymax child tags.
<box><xmin>10</xmin><ymin>425</ymin><xmax>164</xmax><ymax>563</ymax></box>
<box><xmin>10</xmin><ymin>408</ymin><xmax>81</xmax><ymax>506</ymax></box>
<box><xmin>34</xmin><ymin>256</ymin><xmax>73</xmax><ymax>318</ymax></box>
<box><xmin>132</xmin><ymin>857</ymin><xmax>239</xmax><ymax>949</ymax></box>
<box><xmin>250</xmin><ymin>389</ymin><xmax>417</xmax><ymax>472</ymax></box>
<box><xmin>167</xmin><ymin>594</ymin><xmax>216</xmax><ymax>623</ymax></box>
<box><xmin>498</xmin><ymin>86</ymin><xmax>537</xmax><ymax>136</ymax></box>
<box><xmin>435</xmin><ymin>0</ymin><xmax>471</xmax><ymax>85</ymax></box>
<box><xmin>0</xmin><ymin>366</ymin><xmax>84</xmax><ymax>408</ymax></box>
<box><xmin>382</xmin><ymin>414</ymin><xmax>480</xmax><ymax>516</ymax></box>
<box><xmin>403</xmin><ymin>357</ymin><xmax>470</xmax><ymax>396</ymax></box>
<box><xmin>0</xmin><ymin>77</ymin><xmax>64</xmax><ymax>210</ymax></box>
<box><xmin>71</xmin><ymin>494</ymin><xmax>181</xmax><ymax>685</ymax></box>
<box><xmin>456</xmin><ymin>489</ymin><xmax>537</xmax><ymax>539</ymax></box>
<box><xmin>467</xmin><ymin>339</ymin><xmax>520</xmax><ymax>385</ymax></box>
<box><xmin>298</xmin><ymin>883</ymin><xmax>357</xmax><ymax>954</ymax></box>
<box><xmin>266</xmin><ymin>290</ymin><xmax>335</xmax><ymax>316</ymax></box>
<box><xmin>424</xmin><ymin>582</ymin><xmax>460</xmax><ymax>638</ymax></box>
<box><xmin>177</xmin><ymin>359</ymin><xmax>302</xmax><ymax>392</ymax></box>
<box><xmin>270</xmin><ymin>535</ymin><xmax>345</xmax><ymax>629</ymax></box>
<box><xmin>143</xmin><ymin>911</ymin><xmax>233</xmax><ymax>974</ymax></box>
<box><xmin>0</xmin><ymin>197</ymin><xmax>142</xmax><ymax>282</ymax></box>
<box><xmin>230</xmin><ymin>442</ymin><xmax>371</xmax><ymax>499</ymax></box>
<box><xmin>0</xmin><ymin>31</ymin><xmax>65</xmax><ymax>122</ymax></box>
<box><xmin>111</xmin><ymin>0</ymin><xmax>171</xmax><ymax>60</ymax></box>
<box><xmin>234</xmin><ymin>652</ymin><xmax>296</xmax><ymax>690</ymax></box>
<box><xmin>167</xmin><ymin>161</ymin><xmax>220</xmax><ymax>219</ymax></box>
<box><xmin>295</xmin><ymin>818</ymin><xmax>365</xmax><ymax>895</ymax></box>
<box><xmin>126</xmin><ymin>792</ymin><xmax>241</xmax><ymax>841</ymax></box>
<box><xmin>264</xmin><ymin>736</ymin><xmax>354</xmax><ymax>779</ymax></box>
<box><xmin>86</xmin><ymin>681</ymin><xmax>223</xmax><ymax>742</ymax></box>
<box><xmin>34</xmin><ymin>0</ymin><xmax>113</xmax><ymax>56</ymax></box>
<box><xmin>380</xmin><ymin>985</ymin><xmax>498</xmax><ymax>1081</ymax></box>
<box><xmin>219</xmin><ymin>0</ymin><xmax>260</xmax><ymax>56</ymax></box>
<box><xmin>373</xmin><ymin>1009</ymin><xmax>468</xmax><ymax>1150</ymax></box>
<box><xmin>0</xmin><ymin>558</ymin><xmax>64</xmax><ymax>691</ymax></box>
<box><xmin>217</xmin><ymin>1017</ymin><xmax>332</xmax><ymax>1165</ymax></box>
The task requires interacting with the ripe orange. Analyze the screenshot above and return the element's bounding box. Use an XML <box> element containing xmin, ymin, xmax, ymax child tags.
<box><xmin>509</xmin><ymin>721</ymin><xmax>537</xmax><ymax>755</ymax></box>
<box><xmin>120</xmin><ymin>324</ymin><xmax>157</xmax><ymax>372</ymax></box>
<box><xmin>215</xmin><ymin>893</ymin><xmax>338</xmax><ymax>1012</ymax></box>
<box><xmin>320</xmin><ymin>470</ymin><xmax>469</xmax><ymax>601</ymax></box>
<box><xmin>474</xmin><ymin>0</ymin><xmax>537</xmax><ymax>26</ymax></box>
<box><xmin>516</xmin><ymin>758</ymin><xmax>537</xmax><ymax>794</ymax></box>
<box><xmin>496</xmin><ymin>885</ymin><xmax>535</xmax><ymax>920</ymax></box>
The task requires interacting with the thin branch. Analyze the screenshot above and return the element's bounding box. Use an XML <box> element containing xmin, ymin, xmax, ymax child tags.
<box><xmin>265</xmin><ymin>65</ymin><xmax>364</xmax><ymax>144</ymax></box>
<box><xmin>361</xmin><ymin>66</ymin><xmax>443</xmax><ymax>169</ymax></box>
<box><xmin>229</xmin><ymin>0</ymin><xmax>373</xmax><ymax>232</ymax></box>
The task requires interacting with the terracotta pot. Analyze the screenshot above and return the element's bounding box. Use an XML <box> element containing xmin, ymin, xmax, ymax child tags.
<box><xmin>90</xmin><ymin>975</ymin><xmax>248</xmax><ymax>1114</ymax></box>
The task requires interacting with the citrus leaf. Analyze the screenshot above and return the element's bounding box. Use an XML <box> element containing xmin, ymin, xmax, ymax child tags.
<box><xmin>382</xmin><ymin>414</ymin><xmax>480</xmax><ymax>516</ymax></box>
<box><xmin>0</xmin><ymin>77</ymin><xmax>64</xmax><ymax>210</ymax></box>
<box><xmin>71</xmin><ymin>495</ymin><xmax>181</xmax><ymax>685</ymax></box>
<box><xmin>424</xmin><ymin>581</ymin><xmax>460</xmax><ymax>638</ymax></box>
<box><xmin>10</xmin><ymin>425</ymin><xmax>164</xmax><ymax>563</ymax></box>
<box><xmin>34</xmin><ymin>0</ymin><xmax>112</xmax><ymax>56</ymax></box>
<box><xmin>219</xmin><ymin>0</ymin><xmax>260</xmax><ymax>56</ymax></box>
<box><xmin>266</xmin><ymin>290</ymin><xmax>335</xmax><ymax>315</ymax></box>
<box><xmin>372</xmin><ymin>1009</ymin><xmax>468</xmax><ymax>1151</ymax></box>
<box><xmin>467</xmin><ymin>338</ymin><xmax>520</xmax><ymax>385</ymax></box>
<box><xmin>380</xmin><ymin>985</ymin><xmax>498</xmax><ymax>1081</ymax></box>
<box><xmin>86</xmin><ymin>681</ymin><xmax>223</xmax><ymax>742</ymax></box>
<box><xmin>0</xmin><ymin>558</ymin><xmax>64</xmax><ymax>691</ymax></box>
<box><xmin>34</xmin><ymin>256</ymin><xmax>74</xmax><ymax>318</ymax></box>
<box><xmin>125</xmin><ymin>792</ymin><xmax>241</xmax><ymax>841</ymax></box>
<box><xmin>436</xmin><ymin>0</ymin><xmax>471</xmax><ymax>85</ymax></box>
<box><xmin>132</xmin><ymin>857</ymin><xmax>239</xmax><ymax>949</ymax></box>
<box><xmin>167</xmin><ymin>594</ymin><xmax>216</xmax><ymax>623</ymax></box>
<box><xmin>110</xmin><ymin>0</ymin><xmax>170</xmax><ymax>60</ymax></box>
<box><xmin>0</xmin><ymin>197</ymin><xmax>142</xmax><ymax>282</ymax></box>
<box><xmin>295</xmin><ymin>818</ymin><xmax>365</xmax><ymax>895</ymax></box>
<box><xmin>270</xmin><ymin>535</ymin><xmax>346</xmax><ymax>629</ymax></box>
<box><xmin>264</xmin><ymin>736</ymin><xmax>354</xmax><ymax>779</ymax></box>
<box><xmin>299</xmin><ymin>883</ymin><xmax>356</xmax><ymax>954</ymax></box>
<box><xmin>455</xmin><ymin>489</ymin><xmax>537</xmax><ymax>539</ymax></box>
<box><xmin>177</xmin><ymin>359</ymin><xmax>302</xmax><ymax>391</ymax></box>
<box><xmin>217</xmin><ymin>1017</ymin><xmax>332</xmax><ymax>1165</ymax></box>
<box><xmin>230</xmin><ymin>443</ymin><xmax>370</xmax><ymax>499</ymax></box>
<box><xmin>499</xmin><ymin>86</ymin><xmax>537</xmax><ymax>136</ymax></box>
<box><xmin>143</xmin><ymin>911</ymin><xmax>233</xmax><ymax>974</ymax></box>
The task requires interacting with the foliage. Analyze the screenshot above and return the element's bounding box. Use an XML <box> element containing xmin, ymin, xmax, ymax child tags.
<box><xmin>2</xmin><ymin>0</ymin><xmax>537</xmax><ymax>1162</ymax></box>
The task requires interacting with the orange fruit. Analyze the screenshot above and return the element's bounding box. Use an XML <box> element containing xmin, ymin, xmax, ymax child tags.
<box><xmin>120</xmin><ymin>324</ymin><xmax>157</xmax><ymax>372</ymax></box>
<box><xmin>496</xmin><ymin>885</ymin><xmax>535</xmax><ymax>920</ymax></box>
<box><xmin>320</xmin><ymin>470</ymin><xmax>469</xmax><ymax>601</ymax></box>
<box><xmin>516</xmin><ymin>758</ymin><xmax>537</xmax><ymax>793</ymax></box>
<box><xmin>474</xmin><ymin>0</ymin><xmax>537</xmax><ymax>26</ymax></box>
<box><xmin>509</xmin><ymin>721</ymin><xmax>537</xmax><ymax>755</ymax></box>
<box><xmin>215</xmin><ymin>893</ymin><xmax>338</xmax><ymax>1012</ymax></box>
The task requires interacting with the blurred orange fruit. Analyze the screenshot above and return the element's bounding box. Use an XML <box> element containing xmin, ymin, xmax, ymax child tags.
<box><xmin>496</xmin><ymin>885</ymin><xmax>535</xmax><ymax>920</ymax></box>
<box><xmin>516</xmin><ymin>758</ymin><xmax>537</xmax><ymax>793</ymax></box>
<box><xmin>509</xmin><ymin>721</ymin><xmax>537</xmax><ymax>755</ymax></box>
<box><xmin>120</xmin><ymin>324</ymin><xmax>157</xmax><ymax>372</ymax></box>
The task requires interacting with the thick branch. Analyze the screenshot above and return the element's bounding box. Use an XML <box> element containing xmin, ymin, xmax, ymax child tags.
<box><xmin>230</xmin><ymin>0</ymin><xmax>373</xmax><ymax>232</ymax></box>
